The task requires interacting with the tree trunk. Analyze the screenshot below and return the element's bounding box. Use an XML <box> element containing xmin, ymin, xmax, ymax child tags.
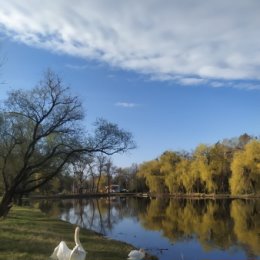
<box><xmin>0</xmin><ymin>190</ymin><xmax>14</xmax><ymax>218</ymax></box>
<box><xmin>96</xmin><ymin>173</ymin><xmax>101</xmax><ymax>193</ymax></box>
<box><xmin>91</xmin><ymin>176</ymin><xmax>95</xmax><ymax>192</ymax></box>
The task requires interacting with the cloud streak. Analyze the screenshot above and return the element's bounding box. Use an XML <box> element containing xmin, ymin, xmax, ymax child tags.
<box><xmin>0</xmin><ymin>0</ymin><xmax>260</xmax><ymax>87</ymax></box>
<box><xmin>115</xmin><ymin>102</ymin><xmax>139</xmax><ymax>108</ymax></box>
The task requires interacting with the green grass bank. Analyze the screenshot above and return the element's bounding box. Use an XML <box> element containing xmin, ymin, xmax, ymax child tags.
<box><xmin>0</xmin><ymin>206</ymin><xmax>137</xmax><ymax>260</ymax></box>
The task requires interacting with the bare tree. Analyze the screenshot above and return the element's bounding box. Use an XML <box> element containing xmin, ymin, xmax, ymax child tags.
<box><xmin>95</xmin><ymin>153</ymin><xmax>108</xmax><ymax>193</ymax></box>
<box><xmin>72</xmin><ymin>155</ymin><xmax>93</xmax><ymax>194</ymax></box>
<box><xmin>105</xmin><ymin>158</ymin><xmax>113</xmax><ymax>195</ymax></box>
<box><xmin>0</xmin><ymin>70</ymin><xmax>135</xmax><ymax>217</ymax></box>
<box><xmin>86</xmin><ymin>158</ymin><xmax>96</xmax><ymax>192</ymax></box>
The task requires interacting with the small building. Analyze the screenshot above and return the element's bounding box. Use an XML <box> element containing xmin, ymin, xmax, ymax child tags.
<box><xmin>105</xmin><ymin>184</ymin><xmax>121</xmax><ymax>193</ymax></box>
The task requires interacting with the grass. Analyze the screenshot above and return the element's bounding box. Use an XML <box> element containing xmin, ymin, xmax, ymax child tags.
<box><xmin>0</xmin><ymin>206</ymin><xmax>136</xmax><ymax>260</ymax></box>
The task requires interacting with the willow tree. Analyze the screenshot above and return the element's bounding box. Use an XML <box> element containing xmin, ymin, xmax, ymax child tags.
<box><xmin>177</xmin><ymin>158</ymin><xmax>192</xmax><ymax>193</ymax></box>
<box><xmin>161</xmin><ymin>151</ymin><xmax>181</xmax><ymax>194</ymax></box>
<box><xmin>230</xmin><ymin>140</ymin><xmax>260</xmax><ymax>195</ymax></box>
<box><xmin>138</xmin><ymin>159</ymin><xmax>167</xmax><ymax>193</ymax></box>
<box><xmin>191</xmin><ymin>144</ymin><xmax>214</xmax><ymax>193</ymax></box>
<box><xmin>0</xmin><ymin>70</ymin><xmax>135</xmax><ymax>217</ymax></box>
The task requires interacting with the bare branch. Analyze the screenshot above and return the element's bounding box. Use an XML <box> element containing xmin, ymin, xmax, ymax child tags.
<box><xmin>0</xmin><ymin>70</ymin><xmax>135</xmax><ymax>217</ymax></box>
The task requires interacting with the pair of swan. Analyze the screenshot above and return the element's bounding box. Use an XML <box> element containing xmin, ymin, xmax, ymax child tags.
<box><xmin>50</xmin><ymin>227</ymin><xmax>87</xmax><ymax>260</ymax></box>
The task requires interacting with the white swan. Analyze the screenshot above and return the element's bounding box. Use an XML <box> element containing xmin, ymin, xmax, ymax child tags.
<box><xmin>128</xmin><ymin>248</ymin><xmax>146</xmax><ymax>260</ymax></box>
<box><xmin>50</xmin><ymin>227</ymin><xmax>87</xmax><ymax>260</ymax></box>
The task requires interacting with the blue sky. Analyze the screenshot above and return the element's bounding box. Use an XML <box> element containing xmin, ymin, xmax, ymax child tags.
<box><xmin>0</xmin><ymin>1</ymin><xmax>260</xmax><ymax>167</ymax></box>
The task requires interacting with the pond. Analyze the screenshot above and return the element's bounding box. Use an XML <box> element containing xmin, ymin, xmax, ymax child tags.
<box><xmin>37</xmin><ymin>197</ymin><xmax>260</xmax><ymax>260</ymax></box>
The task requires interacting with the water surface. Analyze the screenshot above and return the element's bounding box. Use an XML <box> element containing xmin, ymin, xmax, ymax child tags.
<box><xmin>38</xmin><ymin>197</ymin><xmax>260</xmax><ymax>260</ymax></box>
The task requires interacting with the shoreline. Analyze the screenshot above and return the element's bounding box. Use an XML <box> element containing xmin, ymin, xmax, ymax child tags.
<box><xmin>0</xmin><ymin>206</ymin><xmax>157</xmax><ymax>260</ymax></box>
<box><xmin>30</xmin><ymin>192</ymin><xmax>260</xmax><ymax>200</ymax></box>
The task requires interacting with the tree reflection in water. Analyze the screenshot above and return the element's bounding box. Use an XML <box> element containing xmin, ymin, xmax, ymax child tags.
<box><xmin>38</xmin><ymin>197</ymin><xmax>259</xmax><ymax>259</ymax></box>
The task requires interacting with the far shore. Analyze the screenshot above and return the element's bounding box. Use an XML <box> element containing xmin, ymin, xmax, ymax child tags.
<box><xmin>30</xmin><ymin>192</ymin><xmax>260</xmax><ymax>200</ymax></box>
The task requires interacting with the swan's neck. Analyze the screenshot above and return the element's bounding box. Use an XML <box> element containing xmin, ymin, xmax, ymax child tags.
<box><xmin>74</xmin><ymin>227</ymin><xmax>82</xmax><ymax>247</ymax></box>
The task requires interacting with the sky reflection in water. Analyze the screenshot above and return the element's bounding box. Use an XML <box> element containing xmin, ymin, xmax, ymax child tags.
<box><xmin>39</xmin><ymin>197</ymin><xmax>260</xmax><ymax>260</ymax></box>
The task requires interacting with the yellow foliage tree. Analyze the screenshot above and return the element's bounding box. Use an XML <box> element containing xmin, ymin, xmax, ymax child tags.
<box><xmin>192</xmin><ymin>144</ymin><xmax>216</xmax><ymax>193</ymax></box>
<box><xmin>175</xmin><ymin>159</ymin><xmax>191</xmax><ymax>193</ymax></box>
<box><xmin>160</xmin><ymin>151</ymin><xmax>181</xmax><ymax>194</ymax></box>
<box><xmin>230</xmin><ymin>140</ymin><xmax>260</xmax><ymax>195</ymax></box>
<box><xmin>138</xmin><ymin>159</ymin><xmax>167</xmax><ymax>193</ymax></box>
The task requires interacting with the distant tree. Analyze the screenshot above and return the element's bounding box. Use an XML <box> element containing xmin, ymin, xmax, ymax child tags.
<box><xmin>95</xmin><ymin>153</ymin><xmax>108</xmax><ymax>193</ymax></box>
<box><xmin>0</xmin><ymin>70</ymin><xmax>135</xmax><ymax>217</ymax></box>
<box><xmin>104</xmin><ymin>157</ymin><xmax>115</xmax><ymax>194</ymax></box>
<box><xmin>190</xmin><ymin>144</ymin><xmax>232</xmax><ymax>194</ymax></box>
<box><xmin>230</xmin><ymin>140</ymin><xmax>260</xmax><ymax>195</ymax></box>
<box><xmin>58</xmin><ymin>172</ymin><xmax>74</xmax><ymax>193</ymax></box>
<box><xmin>208</xmin><ymin>143</ymin><xmax>231</xmax><ymax>193</ymax></box>
<box><xmin>71</xmin><ymin>154</ymin><xmax>93</xmax><ymax>194</ymax></box>
<box><xmin>36</xmin><ymin>174</ymin><xmax>61</xmax><ymax>195</ymax></box>
<box><xmin>129</xmin><ymin>175</ymin><xmax>148</xmax><ymax>192</ymax></box>
<box><xmin>238</xmin><ymin>133</ymin><xmax>252</xmax><ymax>148</ymax></box>
<box><xmin>138</xmin><ymin>159</ymin><xmax>168</xmax><ymax>194</ymax></box>
<box><xmin>191</xmin><ymin>145</ymin><xmax>213</xmax><ymax>193</ymax></box>
<box><xmin>160</xmin><ymin>151</ymin><xmax>181</xmax><ymax>194</ymax></box>
<box><xmin>177</xmin><ymin>158</ymin><xmax>191</xmax><ymax>193</ymax></box>
<box><xmin>221</xmin><ymin>133</ymin><xmax>254</xmax><ymax>150</ymax></box>
<box><xmin>86</xmin><ymin>157</ymin><xmax>96</xmax><ymax>192</ymax></box>
<box><xmin>114</xmin><ymin>167</ymin><xmax>129</xmax><ymax>189</ymax></box>
<box><xmin>114</xmin><ymin>164</ymin><xmax>138</xmax><ymax>191</ymax></box>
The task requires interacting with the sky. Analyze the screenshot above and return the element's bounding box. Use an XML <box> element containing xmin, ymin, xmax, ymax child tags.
<box><xmin>0</xmin><ymin>0</ymin><xmax>260</xmax><ymax>167</ymax></box>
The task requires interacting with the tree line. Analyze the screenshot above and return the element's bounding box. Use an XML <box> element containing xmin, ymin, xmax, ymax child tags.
<box><xmin>35</xmin><ymin>154</ymin><xmax>141</xmax><ymax>195</ymax></box>
<box><xmin>137</xmin><ymin>134</ymin><xmax>260</xmax><ymax>195</ymax></box>
<box><xmin>37</xmin><ymin>133</ymin><xmax>260</xmax><ymax>197</ymax></box>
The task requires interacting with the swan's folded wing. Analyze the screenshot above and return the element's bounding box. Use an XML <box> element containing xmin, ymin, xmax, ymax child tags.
<box><xmin>50</xmin><ymin>241</ymin><xmax>72</xmax><ymax>260</ymax></box>
<box><xmin>128</xmin><ymin>249</ymin><xmax>145</xmax><ymax>260</ymax></box>
<box><xmin>70</xmin><ymin>245</ymin><xmax>87</xmax><ymax>260</ymax></box>
<box><xmin>128</xmin><ymin>250</ymin><xmax>139</xmax><ymax>258</ymax></box>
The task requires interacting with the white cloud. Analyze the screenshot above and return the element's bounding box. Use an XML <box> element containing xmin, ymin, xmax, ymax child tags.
<box><xmin>178</xmin><ymin>77</ymin><xmax>207</xmax><ymax>86</ymax></box>
<box><xmin>115</xmin><ymin>102</ymin><xmax>139</xmax><ymax>108</ymax></box>
<box><xmin>209</xmin><ymin>81</ymin><xmax>260</xmax><ymax>90</ymax></box>
<box><xmin>0</xmin><ymin>0</ymin><xmax>260</xmax><ymax>88</ymax></box>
